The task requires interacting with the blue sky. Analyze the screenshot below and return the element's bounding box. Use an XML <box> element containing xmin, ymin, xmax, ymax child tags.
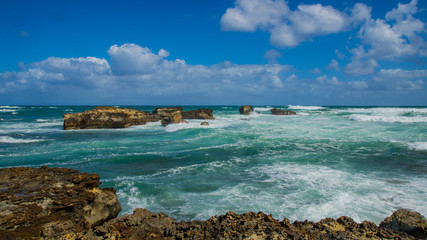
<box><xmin>1</xmin><ymin>0</ymin><xmax>426</xmax><ymax>105</ymax></box>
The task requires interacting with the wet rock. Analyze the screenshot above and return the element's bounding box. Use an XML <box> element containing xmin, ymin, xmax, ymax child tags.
<box><xmin>380</xmin><ymin>209</ymin><xmax>427</xmax><ymax>239</ymax></box>
<box><xmin>182</xmin><ymin>109</ymin><xmax>215</xmax><ymax>120</ymax></box>
<box><xmin>201</xmin><ymin>121</ymin><xmax>209</xmax><ymax>126</ymax></box>
<box><xmin>270</xmin><ymin>108</ymin><xmax>296</xmax><ymax>115</ymax></box>
<box><xmin>239</xmin><ymin>105</ymin><xmax>254</xmax><ymax>115</ymax></box>
<box><xmin>0</xmin><ymin>166</ymin><xmax>121</xmax><ymax>239</ymax></box>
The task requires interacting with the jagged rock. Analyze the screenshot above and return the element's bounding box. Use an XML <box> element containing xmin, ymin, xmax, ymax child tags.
<box><xmin>64</xmin><ymin>106</ymin><xmax>216</xmax><ymax>129</ymax></box>
<box><xmin>271</xmin><ymin>108</ymin><xmax>296</xmax><ymax>115</ymax></box>
<box><xmin>182</xmin><ymin>109</ymin><xmax>215</xmax><ymax>120</ymax></box>
<box><xmin>0</xmin><ymin>166</ymin><xmax>121</xmax><ymax>240</ymax></box>
<box><xmin>380</xmin><ymin>209</ymin><xmax>427</xmax><ymax>239</ymax></box>
<box><xmin>239</xmin><ymin>105</ymin><xmax>254</xmax><ymax>115</ymax></box>
<box><xmin>161</xmin><ymin>111</ymin><xmax>186</xmax><ymax>126</ymax></box>
<box><xmin>0</xmin><ymin>166</ymin><xmax>423</xmax><ymax>240</ymax></box>
<box><xmin>152</xmin><ymin>107</ymin><xmax>183</xmax><ymax>117</ymax></box>
<box><xmin>63</xmin><ymin>106</ymin><xmax>155</xmax><ymax>130</ymax></box>
<box><xmin>201</xmin><ymin>121</ymin><xmax>209</xmax><ymax>126</ymax></box>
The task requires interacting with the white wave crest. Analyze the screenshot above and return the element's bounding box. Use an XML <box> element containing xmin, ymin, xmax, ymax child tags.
<box><xmin>349</xmin><ymin>114</ymin><xmax>427</xmax><ymax>123</ymax></box>
<box><xmin>0</xmin><ymin>106</ymin><xmax>22</xmax><ymax>109</ymax></box>
<box><xmin>288</xmin><ymin>105</ymin><xmax>325</xmax><ymax>110</ymax></box>
<box><xmin>0</xmin><ymin>136</ymin><xmax>46</xmax><ymax>144</ymax></box>
<box><xmin>407</xmin><ymin>142</ymin><xmax>427</xmax><ymax>151</ymax></box>
<box><xmin>253</xmin><ymin>107</ymin><xmax>273</xmax><ymax>111</ymax></box>
<box><xmin>0</xmin><ymin>109</ymin><xmax>17</xmax><ymax>112</ymax></box>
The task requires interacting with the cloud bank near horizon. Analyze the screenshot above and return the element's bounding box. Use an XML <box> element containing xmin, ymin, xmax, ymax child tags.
<box><xmin>0</xmin><ymin>43</ymin><xmax>425</xmax><ymax>105</ymax></box>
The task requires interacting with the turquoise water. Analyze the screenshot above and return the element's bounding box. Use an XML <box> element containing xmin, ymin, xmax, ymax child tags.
<box><xmin>1</xmin><ymin>105</ymin><xmax>426</xmax><ymax>224</ymax></box>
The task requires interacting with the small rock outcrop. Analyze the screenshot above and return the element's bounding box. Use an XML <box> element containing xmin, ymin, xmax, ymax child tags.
<box><xmin>271</xmin><ymin>108</ymin><xmax>296</xmax><ymax>115</ymax></box>
<box><xmin>182</xmin><ymin>109</ymin><xmax>215</xmax><ymax>120</ymax></box>
<box><xmin>239</xmin><ymin>105</ymin><xmax>254</xmax><ymax>115</ymax></box>
<box><xmin>201</xmin><ymin>121</ymin><xmax>209</xmax><ymax>126</ymax></box>
<box><xmin>63</xmin><ymin>106</ymin><xmax>215</xmax><ymax>129</ymax></box>
<box><xmin>0</xmin><ymin>166</ymin><xmax>121</xmax><ymax>239</ymax></box>
<box><xmin>380</xmin><ymin>209</ymin><xmax>427</xmax><ymax>239</ymax></box>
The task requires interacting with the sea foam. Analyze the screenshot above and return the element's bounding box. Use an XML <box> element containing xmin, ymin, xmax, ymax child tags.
<box><xmin>349</xmin><ymin>114</ymin><xmax>427</xmax><ymax>123</ymax></box>
<box><xmin>287</xmin><ymin>105</ymin><xmax>325</xmax><ymax>110</ymax></box>
<box><xmin>0</xmin><ymin>136</ymin><xmax>46</xmax><ymax>144</ymax></box>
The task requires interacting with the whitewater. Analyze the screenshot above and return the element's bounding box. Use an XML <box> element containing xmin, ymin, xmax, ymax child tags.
<box><xmin>0</xmin><ymin>105</ymin><xmax>426</xmax><ymax>224</ymax></box>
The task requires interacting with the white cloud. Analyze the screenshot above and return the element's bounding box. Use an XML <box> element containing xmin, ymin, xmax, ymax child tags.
<box><xmin>327</xmin><ymin>59</ymin><xmax>340</xmax><ymax>71</ymax></box>
<box><xmin>264</xmin><ymin>49</ymin><xmax>282</xmax><ymax>63</ymax></box>
<box><xmin>220</xmin><ymin>0</ymin><xmax>289</xmax><ymax>32</ymax></box>
<box><xmin>221</xmin><ymin>0</ymin><xmax>350</xmax><ymax>47</ymax></box>
<box><xmin>0</xmin><ymin>43</ymin><xmax>291</xmax><ymax>96</ymax></box>
<box><xmin>108</xmin><ymin>43</ymin><xmax>169</xmax><ymax>75</ymax></box>
<box><xmin>345</xmin><ymin>0</ymin><xmax>426</xmax><ymax>75</ymax></box>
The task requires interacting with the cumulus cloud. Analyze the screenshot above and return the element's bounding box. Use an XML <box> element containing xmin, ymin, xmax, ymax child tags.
<box><xmin>108</xmin><ymin>43</ymin><xmax>170</xmax><ymax>75</ymax></box>
<box><xmin>0</xmin><ymin>43</ymin><xmax>291</xmax><ymax>97</ymax></box>
<box><xmin>344</xmin><ymin>0</ymin><xmax>426</xmax><ymax>75</ymax></box>
<box><xmin>221</xmin><ymin>0</ymin><xmax>351</xmax><ymax>47</ymax></box>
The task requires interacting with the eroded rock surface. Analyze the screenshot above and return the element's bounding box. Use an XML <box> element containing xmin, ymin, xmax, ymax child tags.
<box><xmin>63</xmin><ymin>106</ymin><xmax>215</xmax><ymax>129</ymax></box>
<box><xmin>0</xmin><ymin>166</ymin><xmax>121</xmax><ymax>239</ymax></box>
<box><xmin>271</xmin><ymin>108</ymin><xmax>296</xmax><ymax>115</ymax></box>
<box><xmin>0</xmin><ymin>166</ymin><xmax>424</xmax><ymax>240</ymax></box>
<box><xmin>182</xmin><ymin>109</ymin><xmax>215</xmax><ymax>120</ymax></box>
<box><xmin>239</xmin><ymin>105</ymin><xmax>254</xmax><ymax>115</ymax></box>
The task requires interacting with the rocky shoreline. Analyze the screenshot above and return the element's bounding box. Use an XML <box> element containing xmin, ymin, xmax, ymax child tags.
<box><xmin>1</xmin><ymin>167</ymin><xmax>426</xmax><ymax>239</ymax></box>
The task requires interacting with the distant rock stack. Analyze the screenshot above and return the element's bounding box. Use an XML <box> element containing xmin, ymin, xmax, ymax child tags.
<box><xmin>239</xmin><ymin>105</ymin><xmax>254</xmax><ymax>115</ymax></box>
<box><xmin>63</xmin><ymin>106</ymin><xmax>215</xmax><ymax>129</ymax></box>
<box><xmin>270</xmin><ymin>108</ymin><xmax>296</xmax><ymax>115</ymax></box>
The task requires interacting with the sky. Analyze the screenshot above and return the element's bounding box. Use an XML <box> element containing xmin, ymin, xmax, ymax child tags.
<box><xmin>1</xmin><ymin>0</ymin><xmax>426</xmax><ymax>106</ymax></box>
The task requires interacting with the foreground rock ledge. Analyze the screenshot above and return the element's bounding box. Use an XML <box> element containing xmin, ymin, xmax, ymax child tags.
<box><xmin>1</xmin><ymin>167</ymin><xmax>426</xmax><ymax>240</ymax></box>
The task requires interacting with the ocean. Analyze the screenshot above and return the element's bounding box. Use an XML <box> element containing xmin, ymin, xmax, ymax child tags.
<box><xmin>1</xmin><ymin>105</ymin><xmax>426</xmax><ymax>224</ymax></box>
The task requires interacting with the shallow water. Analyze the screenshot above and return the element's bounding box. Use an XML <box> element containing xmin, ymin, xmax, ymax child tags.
<box><xmin>0</xmin><ymin>105</ymin><xmax>426</xmax><ymax>223</ymax></box>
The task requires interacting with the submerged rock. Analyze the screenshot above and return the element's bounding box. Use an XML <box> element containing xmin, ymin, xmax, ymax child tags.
<box><xmin>271</xmin><ymin>108</ymin><xmax>296</xmax><ymax>115</ymax></box>
<box><xmin>239</xmin><ymin>105</ymin><xmax>254</xmax><ymax>115</ymax></box>
<box><xmin>0</xmin><ymin>166</ymin><xmax>121</xmax><ymax>239</ymax></box>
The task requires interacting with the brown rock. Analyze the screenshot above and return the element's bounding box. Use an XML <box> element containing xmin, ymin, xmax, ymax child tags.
<box><xmin>0</xmin><ymin>166</ymin><xmax>121</xmax><ymax>239</ymax></box>
<box><xmin>63</xmin><ymin>106</ymin><xmax>154</xmax><ymax>130</ymax></box>
<box><xmin>161</xmin><ymin>111</ymin><xmax>186</xmax><ymax>126</ymax></box>
<box><xmin>239</xmin><ymin>105</ymin><xmax>254</xmax><ymax>115</ymax></box>
<box><xmin>182</xmin><ymin>109</ymin><xmax>215</xmax><ymax>120</ymax></box>
<box><xmin>152</xmin><ymin>107</ymin><xmax>183</xmax><ymax>117</ymax></box>
<box><xmin>380</xmin><ymin>209</ymin><xmax>427</xmax><ymax>239</ymax></box>
<box><xmin>201</xmin><ymin>121</ymin><xmax>209</xmax><ymax>126</ymax></box>
<box><xmin>271</xmin><ymin>108</ymin><xmax>296</xmax><ymax>115</ymax></box>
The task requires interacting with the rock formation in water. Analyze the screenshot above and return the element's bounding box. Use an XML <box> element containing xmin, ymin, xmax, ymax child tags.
<box><xmin>1</xmin><ymin>166</ymin><xmax>426</xmax><ymax>240</ymax></box>
<box><xmin>239</xmin><ymin>105</ymin><xmax>254</xmax><ymax>115</ymax></box>
<box><xmin>271</xmin><ymin>108</ymin><xmax>296</xmax><ymax>115</ymax></box>
<box><xmin>63</xmin><ymin>106</ymin><xmax>215</xmax><ymax>129</ymax></box>
<box><xmin>182</xmin><ymin>109</ymin><xmax>215</xmax><ymax>120</ymax></box>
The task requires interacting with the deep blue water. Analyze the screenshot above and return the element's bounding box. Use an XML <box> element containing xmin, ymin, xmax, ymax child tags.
<box><xmin>1</xmin><ymin>105</ymin><xmax>426</xmax><ymax>223</ymax></box>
